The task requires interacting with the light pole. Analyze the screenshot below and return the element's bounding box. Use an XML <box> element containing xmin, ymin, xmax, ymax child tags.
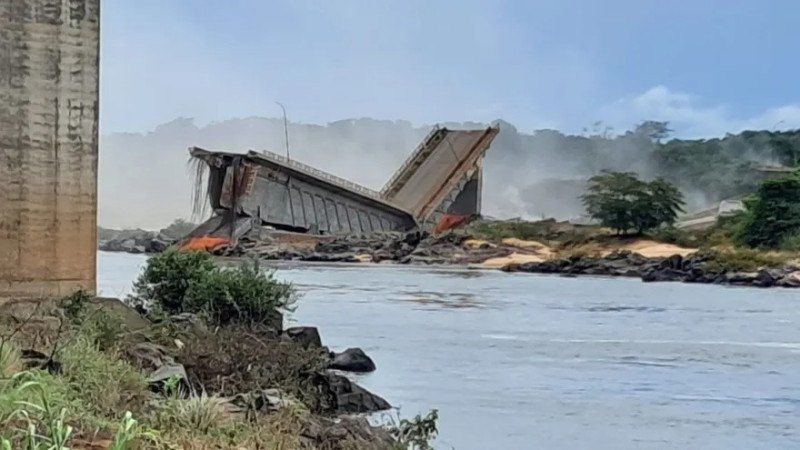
<box><xmin>275</xmin><ymin>101</ymin><xmax>290</xmax><ymax>161</ymax></box>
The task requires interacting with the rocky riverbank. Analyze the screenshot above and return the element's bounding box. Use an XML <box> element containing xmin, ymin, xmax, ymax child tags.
<box><xmin>97</xmin><ymin>222</ymin><xmax>800</xmax><ymax>288</ymax></box>
<box><xmin>99</xmin><ymin>227</ymin><xmax>520</xmax><ymax>265</ymax></box>
<box><xmin>98</xmin><ymin>228</ymin><xmax>178</xmax><ymax>254</ymax></box>
<box><xmin>502</xmin><ymin>250</ymin><xmax>800</xmax><ymax>288</ymax></box>
<box><xmin>0</xmin><ymin>294</ymin><xmax>416</xmax><ymax>449</ymax></box>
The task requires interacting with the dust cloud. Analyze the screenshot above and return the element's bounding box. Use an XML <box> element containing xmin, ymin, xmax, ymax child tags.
<box><xmin>98</xmin><ymin>117</ymin><xmax>775</xmax><ymax>230</ymax></box>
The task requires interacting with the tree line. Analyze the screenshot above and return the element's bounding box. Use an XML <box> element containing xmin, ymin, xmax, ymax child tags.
<box><xmin>580</xmin><ymin>167</ymin><xmax>800</xmax><ymax>251</ymax></box>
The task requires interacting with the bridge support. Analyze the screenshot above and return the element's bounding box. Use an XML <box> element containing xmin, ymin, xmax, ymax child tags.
<box><xmin>0</xmin><ymin>0</ymin><xmax>101</xmax><ymax>298</ymax></box>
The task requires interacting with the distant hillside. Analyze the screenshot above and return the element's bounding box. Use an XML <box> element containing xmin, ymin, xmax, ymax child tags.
<box><xmin>98</xmin><ymin>117</ymin><xmax>800</xmax><ymax>229</ymax></box>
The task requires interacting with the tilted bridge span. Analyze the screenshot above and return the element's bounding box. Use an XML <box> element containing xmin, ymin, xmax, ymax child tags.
<box><xmin>189</xmin><ymin>125</ymin><xmax>500</xmax><ymax>239</ymax></box>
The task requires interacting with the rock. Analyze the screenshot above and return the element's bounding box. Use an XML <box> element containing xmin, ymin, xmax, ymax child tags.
<box><xmin>126</xmin><ymin>342</ymin><xmax>173</xmax><ymax>371</ymax></box>
<box><xmin>330</xmin><ymin>347</ymin><xmax>376</xmax><ymax>373</ymax></box>
<box><xmin>777</xmin><ymin>271</ymin><xmax>800</xmax><ymax>287</ymax></box>
<box><xmin>320</xmin><ymin>371</ymin><xmax>391</xmax><ymax>414</ymax></box>
<box><xmin>284</xmin><ymin>326</ymin><xmax>322</xmax><ymax>349</ymax></box>
<box><xmin>148</xmin><ymin>238</ymin><xmax>172</xmax><ymax>253</ymax></box>
<box><xmin>227</xmin><ymin>388</ymin><xmax>299</xmax><ymax>413</ymax></box>
<box><xmin>20</xmin><ymin>349</ymin><xmax>61</xmax><ymax>374</ymax></box>
<box><xmin>125</xmin><ymin>341</ymin><xmax>191</xmax><ymax>396</ymax></box>
<box><xmin>147</xmin><ymin>363</ymin><xmax>191</xmax><ymax>396</ymax></box>
<box><xmin>168</xmin><ymin>312</ymin><xmax>209</xmax><ymax>336</ymax></box>
<box><xmin>120</xmin><ymin>239</ymin><xmax>137</xmax><ymax>252</ymax></box>
<box><xmin>726</xmin><ymin>271</ymin><xmax>758</xmax><ymax>285</ymax></box>
<box><xmin>301</xmin><ymin>415</ymin><xmax>396</xmax><ymax>449</ymax></box>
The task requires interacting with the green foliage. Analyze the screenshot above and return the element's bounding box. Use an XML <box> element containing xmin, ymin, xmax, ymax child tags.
<box><xmin>58</xmin><ymin>290</ymin><xmax>91</xmax><ymax>324</ymax></box>
<box><xmin>0</xmin><ymin>340</ymin><xmax>22</xmax><ymax>379</ymax></box>
<box><xmin>185</xmin><ymin>259</ymin><xmax>296</xmax><ymax>326</ymax></box>
<box><xmin>703</xmin><ymin>249</ymin><xmax>792</xmax><ymax>272</ymax></box>
<box><xmin>58</xmin><ymin>336</ymin><xmax>149</xmax><ymax>418</ymax></box>
<box><xmin>390</xmin><ymin>409</ymin><xmax>439</xmax><ymax>450</ymax></box>
<box><xmin>738</xmin><ymin>171</ymin><xmax>800</xmax><ymax>249</ymax></box>
<box><xmin>129</xmin><ymin>248</ymin><xmax>296</xmax><ymax>327</ymax></box>
<box><xmin>779</xmin><ymin>234</ymin><xmax>800</xmax><ymax>251</ymax></box>
<box><xmin>154</xmin><ymin>394</ymin><xmax>230</xmax><ymax>434</ymax></box>
<box><xmin>129</xmin><ymin>248</ymin><xmax>216</xmax><ymax>314</ymax></box>
<box><xmin>0</xmin><ymin>380</ymin><xmax>156</xmax><ymax>450</ymax></box>
<box><xmin>581</xmin><ymin>171</ymin><xmax>685</xmax><ymax>234</ymax></box>
<box><xmin>464</xmin><ymin>218</ymin><xmax>596</xmax><ymax>242</ymax></box>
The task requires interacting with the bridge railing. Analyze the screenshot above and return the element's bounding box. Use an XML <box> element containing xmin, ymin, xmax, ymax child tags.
<box><xmin>256</xmin><ymin>150</ymin><xmax>381</xmax><ymax>199</ymax></box>
<box><xmin>380</xmin><ymin>125</ymin><xmax>442</xmax><ymax>196</ymax></box>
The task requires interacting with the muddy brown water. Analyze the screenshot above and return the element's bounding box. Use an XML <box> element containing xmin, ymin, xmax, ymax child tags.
<box><xmin>99</xmin><ymin>251</ymin><xmax>800</xmax><ymax>450</ymax></box>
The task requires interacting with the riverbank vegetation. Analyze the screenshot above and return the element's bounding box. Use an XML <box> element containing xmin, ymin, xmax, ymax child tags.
<box><xmin>466</xmin><ymin>167</ymin><xmax>800</xmax><ymax>272</ymax></box>
<box><xmin>0</xmin><ymin>250</ymin><xmax>438</xmax><ymax>449</ymax></box>
<box><xmin>580</xmin><ymin>171</ymin><xmax>684</xmax><ymax>235</ymax></box>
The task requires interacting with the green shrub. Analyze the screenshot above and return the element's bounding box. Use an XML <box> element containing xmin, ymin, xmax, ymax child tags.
<box><xmin>128</xmin><ymin>248</ymin><xmax>216</xmax><ymax>314</ymax></box>
<box><xmin>389</xmin><ymin>409</ymin><xmax>439</xmax><ymax>450</ymax></box>
<box><xmin>738</xmin><ymin>171</ymin><xmax>800</xmax><ymax>248</ymax></box>
<box><xmin>129</xmin><ymin>249</ymin><xmax>296</xmax><ymax>327</ymax></box>
<box><xmin>185</xmin><ymin>259</ymin><xmax>296</xmax><ymax>326</ymax></box>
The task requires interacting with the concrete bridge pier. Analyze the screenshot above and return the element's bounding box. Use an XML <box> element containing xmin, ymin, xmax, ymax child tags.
<box><xmin>0</xmin><ymin>0</ymin><xmax>101</xmax><ymax>298</ymax></box>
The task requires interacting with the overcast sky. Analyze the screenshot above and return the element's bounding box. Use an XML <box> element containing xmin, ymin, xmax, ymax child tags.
<box><xmin>101</xmin><ymin>0</ymin><xmax>800</xmax><ymax>137</ymax></box>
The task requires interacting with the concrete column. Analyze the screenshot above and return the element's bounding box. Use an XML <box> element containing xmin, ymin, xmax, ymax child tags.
<box><xmin>0</xmin><ymin>0</ymin><xmax>100</xmax><ymax>298</ymax></box>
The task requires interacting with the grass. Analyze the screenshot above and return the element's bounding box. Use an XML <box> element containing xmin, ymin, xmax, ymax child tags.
<box><xmin>703</xmin><ymin>248</ymin><xmax>796</xmax><ymax>272</ymax></box>
<box><xmin>463</xmin><ymin>218</ymin><xmax>604</xmax><ymax>245</ymax></box>
<box><xmin>0</xmin><ymin>312</ymin><xmax>391</xmax><ymax>449</ymax></box>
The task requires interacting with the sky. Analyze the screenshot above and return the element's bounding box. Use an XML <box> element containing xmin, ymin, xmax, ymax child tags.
<box><xmin>100</xmin><ymin>0</ymin><xmax>800</xmax><ymax>138</ymax></box>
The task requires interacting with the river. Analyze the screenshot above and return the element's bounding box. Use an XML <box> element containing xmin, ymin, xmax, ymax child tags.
<box><xmin>98</xmin><ymin>251</ymin><xmax>800</xmax><ymax>450</ymax></box>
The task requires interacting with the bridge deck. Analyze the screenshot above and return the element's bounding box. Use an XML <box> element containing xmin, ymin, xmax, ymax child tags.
<box><xmin>380</xmin><ymin>127</ymin><xmax>500</xmax><ymax>220</ymax></box>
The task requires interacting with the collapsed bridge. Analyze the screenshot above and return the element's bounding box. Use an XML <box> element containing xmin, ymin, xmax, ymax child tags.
<box><xmin>189</xmin><ymin>125</ymin><xmax>499</xmax><ymax>241</ymax></box>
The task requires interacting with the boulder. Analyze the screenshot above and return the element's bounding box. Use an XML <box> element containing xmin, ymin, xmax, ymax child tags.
<box><xmin>284</xmin><ymin>326</ymin><xmax>323</xmax><ymax>349</ymax></box>
<box><xmin>126</xmin><ymin>342</ymin><xmax>174</xmax><ymax>371</ymax></box>
<box><xmin>330</xmin><ymin>347</ymin><xmax>376</xmax><ymax>373</ymax></box>
<box><xmin>321</xmin><ymin>371</ymin><xmax>391</xmax><ymax>414</ymax></box>
<box><xmin>148</xmin><ymin>238</ymin><xmax>172</xmax><ymax>253</ymax></box>
<box><xmin>147</xmin><ymin>362</ymin><xmax>191</xmax><ymax>396</ymax></box>
<box><xmin>777</xmin><ymin>271</ymin><xmax>800</xmax><ymax>287</ymax></box>
<box><xmin>120</xmin><ymin>239</ymin><xmax>137</xmax><ymax>252</ymax></box>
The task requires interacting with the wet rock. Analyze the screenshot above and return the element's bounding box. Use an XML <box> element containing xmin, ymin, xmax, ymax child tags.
<box><xmin>777</xmin><ymin>271</ymin><xmax>800</xmax><ymax>287</ymax></box>
<box><xmin>330</xmin><ymin>347</ymin><xmax>376</xmax><ymax>373</ymax></box>
<box><xmin>319</xmin><ymin>372</ymin><xmax>391</xmax><ymax>414</ymax></box>
<box><xmin>507</xmin><ymin>250</ymin><xmax>800</xmax><ymax>289</ymax></box>
<box><xmin>284</xmin><ymin>326</ymin><xmax>322</xmax><ymax>349</ymax></box>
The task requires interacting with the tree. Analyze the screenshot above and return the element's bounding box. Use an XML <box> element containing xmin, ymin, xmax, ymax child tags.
<box><xmin>581</xmin><ymin>170</ymin><xmax>685</xmax><ymax>235</ymax></box>
<box><xmin>632</xmin><ymin>120</ymin><xmax>672</xmax><ymax>142</ymax></box>
<box><xmin>738</xmin><ymin>171</ymin><xmax>800</xmax><ymax>249</ymax></box>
